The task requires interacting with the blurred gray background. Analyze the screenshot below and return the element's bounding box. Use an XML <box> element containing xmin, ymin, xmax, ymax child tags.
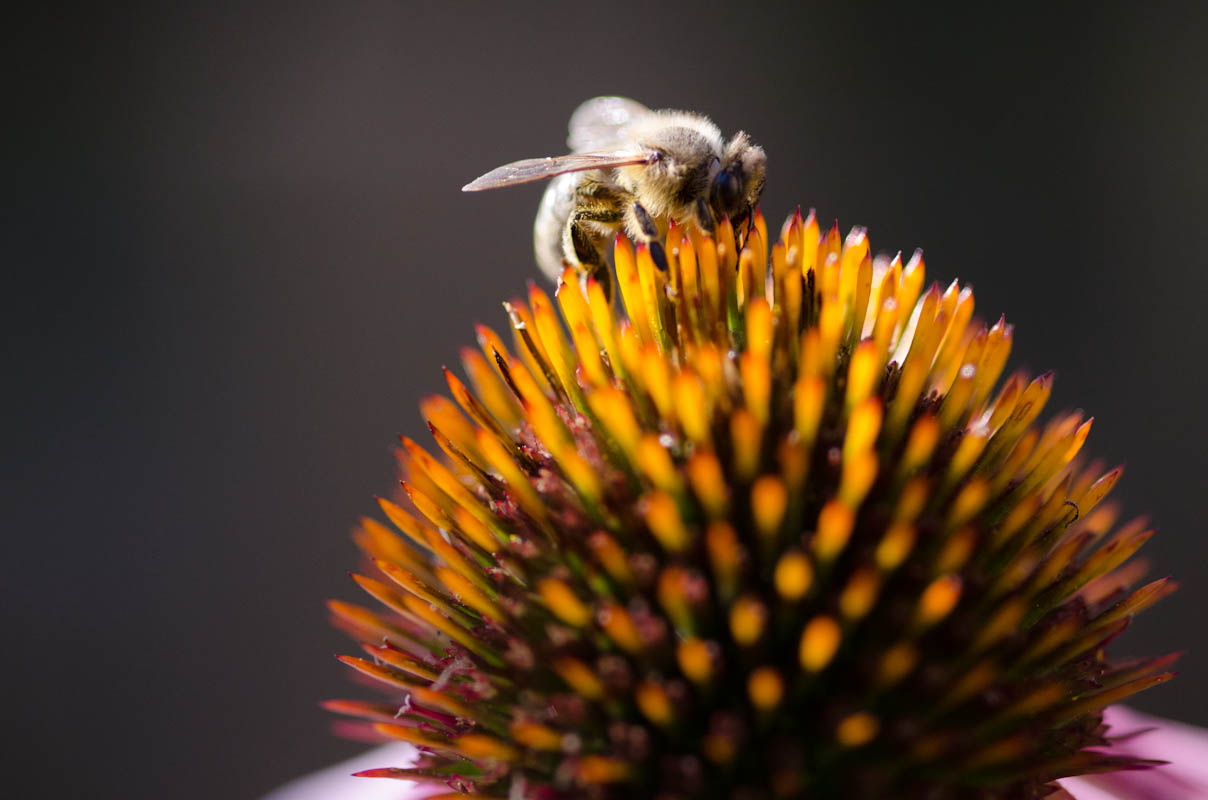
<box><xmin>5</xmin><ymin>2</ymin><xmax>1207</xmax><ymax>797</ymax></box>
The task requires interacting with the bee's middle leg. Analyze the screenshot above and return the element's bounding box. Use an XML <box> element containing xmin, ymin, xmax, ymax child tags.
<box><xmin>567</xmin><ymin>202</ymin><xmax>624</xmax><ymax>301</ymax></box>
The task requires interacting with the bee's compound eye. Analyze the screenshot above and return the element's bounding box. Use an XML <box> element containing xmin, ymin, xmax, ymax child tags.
<box><xmin>711</xmin><ymin>167</ymin><xmax>742</xmax><ymax>214</ymax></box>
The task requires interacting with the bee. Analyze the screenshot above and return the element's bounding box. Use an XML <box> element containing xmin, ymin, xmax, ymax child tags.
<box><xmin>463</xmin><ymin>96</ymin><xmax>766</xmax><ymax>299</ymax></box>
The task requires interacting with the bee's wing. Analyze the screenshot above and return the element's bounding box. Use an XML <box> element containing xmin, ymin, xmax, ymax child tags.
<box><xmin>462</xmin><ymin>151</ymin><xmax>654</xmax><ymax>192</ymax></box>
<box><xmin>567</xmin><ymin>96</ymin><xmax>652</xmax><ymax>152</ymax></box>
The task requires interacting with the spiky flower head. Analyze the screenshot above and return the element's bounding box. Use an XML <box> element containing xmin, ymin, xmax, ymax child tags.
<box><xmin>326</xmin><ymin>210</ymin><xmax>1175</xmax><ymax>799</ymax></box>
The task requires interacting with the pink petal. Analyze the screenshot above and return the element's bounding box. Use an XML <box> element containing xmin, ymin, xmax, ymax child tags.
<box><xmin>1058</xmin><ymin>706</ymin><xmax>1208</xmax><ymax>799</ymax></box>
<box><xmin>261</xmin><ymin>743</ymin><xmax>433</xmax><ymax>800</ymax></box>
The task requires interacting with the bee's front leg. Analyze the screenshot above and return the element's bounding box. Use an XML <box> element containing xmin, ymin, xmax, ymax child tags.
<box><xmin>738</xmin><ymin>203</ymin><xmax>755</xmax><ymax>250</ymax></box>
<box><xmin>626</xmin><ymin>201</ymin><xmax>670</xmax><ymax>273</ymax></box>
<box><xmin>694</xmin><ymin>197</ymin><xmax>716</xmax><ymax>235</ymax></box>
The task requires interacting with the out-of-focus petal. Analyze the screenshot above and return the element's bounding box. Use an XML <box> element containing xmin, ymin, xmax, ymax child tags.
<box><xmin>1058</xmin><ymin>706</ymin><xmax>1208</xmax><ymax>799</ymax></box>
<box><xmin>1055</xmin><ymin>778</ymin><xmax>1127</xmax><ymax>800</ymax></box>
<box><xmin>262</xmin><ymin>743</ymin><xmax>429</xmax><ymax>800</ymax></box>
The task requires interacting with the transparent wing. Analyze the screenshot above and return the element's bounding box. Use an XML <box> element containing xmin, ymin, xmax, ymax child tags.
<box><xmin>566</xmin><ymin>96</ymin><xmax>651</xmax><ymax>152</ymax></box>
<box><xmin>462</xmin><ymin>151</ymin><xmax>653</xmax><ymax>192</ymax></box>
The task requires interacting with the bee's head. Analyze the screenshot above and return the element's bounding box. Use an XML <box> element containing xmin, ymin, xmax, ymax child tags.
<box><xmin>710</xmin><ymin>132</ymin><xmax>767</xmax><ymax>227</ymax></box>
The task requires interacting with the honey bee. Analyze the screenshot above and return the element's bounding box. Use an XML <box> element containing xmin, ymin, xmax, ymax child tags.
<box><xmin>463</xmin><ymin>96</ymin><xmax>766</xmax><ymax>299</ymax></box>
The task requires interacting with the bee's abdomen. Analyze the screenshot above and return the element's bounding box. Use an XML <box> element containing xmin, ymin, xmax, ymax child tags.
<box><xmin>534</xmin><ymin>172</ymin><xmax>578</xmax><ymax>281</ymax></box>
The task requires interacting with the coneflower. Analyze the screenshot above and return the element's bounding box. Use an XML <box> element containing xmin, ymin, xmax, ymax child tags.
<box><xmin>325</xmin><ymin>210</ymin><xmax>1176</xmax><ymax>799</ymax></box>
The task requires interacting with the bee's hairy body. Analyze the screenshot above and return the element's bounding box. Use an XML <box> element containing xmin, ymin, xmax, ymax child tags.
<box><xmin>465</xmin><ymin>97</ymin><xmax>766</xmax><ymax>298</ymax></box>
